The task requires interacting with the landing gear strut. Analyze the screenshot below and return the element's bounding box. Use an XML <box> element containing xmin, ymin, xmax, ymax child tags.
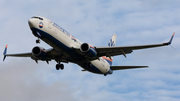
<box><xmin>56</xmin><ymin>63</ymin><xmax>64</xmax><ymax>70</ymax></box>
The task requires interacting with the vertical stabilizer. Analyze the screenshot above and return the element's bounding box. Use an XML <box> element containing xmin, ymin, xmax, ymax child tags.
<box><xmin>103</xmin><ymin>33</ymin><xmax>117</xmax><ymax>65</ymax></box>
<box><xmin>108</xmin><ymin>33</ymin><xmax>117</xmax><ymax>47</ymax></box>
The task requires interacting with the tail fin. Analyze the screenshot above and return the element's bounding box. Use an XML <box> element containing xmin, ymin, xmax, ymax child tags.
<box><xmin>103</xmin><ymin>33</ymin><xmax>117</xmax><ymax>65</ymax></box>
<box><xmin>108</xmin><ymin>33</ymin><xmax>117</xmax><ymax>47</ymax></box>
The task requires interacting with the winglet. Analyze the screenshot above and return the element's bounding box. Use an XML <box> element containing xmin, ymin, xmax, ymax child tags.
<box><xmin>3</xmin><ymin>45</ymin><xmax>8</xmax><ymax>61</ymax></box>
<box><xmin>168</xmin><ymin>32</ymin><xmax>175</xmax><ymax>45</ymax></box>
<box><xmin>163</xmin><ymin>33</ymin><xmax>175</xmax><ymax>45</ymax></box>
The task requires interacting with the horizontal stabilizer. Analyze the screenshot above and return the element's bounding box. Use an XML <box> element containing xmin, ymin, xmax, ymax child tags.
<box><xmin>111</xmin><ymin>66</ymin><xmax>148</xmax><ymax>70</ymax></box>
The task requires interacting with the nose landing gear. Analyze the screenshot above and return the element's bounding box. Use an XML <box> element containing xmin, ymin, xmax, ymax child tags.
<box><xmin>35</xmin><ymin>31</ymin><xmax>41</xmax><ymax>44</ymax></box>
<box><xmin>36</xmin><ymin>38</ymin><xmax>40</xmax><ymax>44</ymax></box>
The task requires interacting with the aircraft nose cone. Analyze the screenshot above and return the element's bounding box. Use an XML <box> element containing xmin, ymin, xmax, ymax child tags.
<box><xmin>28</xmin><ymin>18</ymin><xmax>37</xmax><ymax>28</ymax></box>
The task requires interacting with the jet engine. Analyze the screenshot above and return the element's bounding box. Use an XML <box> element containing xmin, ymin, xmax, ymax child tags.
<box><xmin>32</xmin><ymin>46</ymin><xmax>50</xmax><ymax>60</ymax></box>
<box><xmin>80</xmin><ymin>43</ymin><xmax>97</xmax><ymax>58</ymax></box>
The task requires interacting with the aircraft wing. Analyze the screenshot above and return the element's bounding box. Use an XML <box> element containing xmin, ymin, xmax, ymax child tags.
<box><xmin>3</xmin><ymin>46</ymin><xmax>69</xmax><ymax>63</ymax></box>
<box><xmin>3</xmin><ymin>52</ymin><xmax>32</xmax><ymax>59</ymax></box>
<box><xmin>95</xmin><ymin>33</ymin><xmax>175</xmax><ymax>58</ymax></box>
<box><xmin>3</xmin><ymin>52</ymin><xmax>32</xmax><ymax>61</ymax></box>
<box><xmin>3</xmin><ymin>45</ymin><xmax>32</xmax><ymax>61</ymax></box>
<box><xmin>111</xmin><ymin>66</ymin><xmax>148</xmax><ymax>70</ymax></box>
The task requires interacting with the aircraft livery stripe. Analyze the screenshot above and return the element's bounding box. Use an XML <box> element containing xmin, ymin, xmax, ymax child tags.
<box><xmin>102</xmin><ymin>56</ymin><xmax>113</xmax><ymax>62</ymax></box>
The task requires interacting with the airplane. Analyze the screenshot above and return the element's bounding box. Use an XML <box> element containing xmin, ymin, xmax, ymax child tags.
<box><xmin>3</xmin><ymin>16</ymin><xmax>175</xmax><ymax>76</ymax></box>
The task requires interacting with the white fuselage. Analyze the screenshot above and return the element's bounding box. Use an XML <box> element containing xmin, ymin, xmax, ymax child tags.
<box><xmin>28</xmin><ymin>16</ymin><xmax>111</xmax><ymax>75</ymax></box>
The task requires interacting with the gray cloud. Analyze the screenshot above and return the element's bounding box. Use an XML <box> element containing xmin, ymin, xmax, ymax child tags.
<box><xmin>0</xmin><ymin>59</ymin><xmax>78</xmax><ymax>101</ymax></box>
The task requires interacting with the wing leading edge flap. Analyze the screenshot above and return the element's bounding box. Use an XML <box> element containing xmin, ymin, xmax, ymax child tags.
<box><xmin>111</xmin><ymin>66</ymin><xmax>148</xmax><ymax>70</ymax></box>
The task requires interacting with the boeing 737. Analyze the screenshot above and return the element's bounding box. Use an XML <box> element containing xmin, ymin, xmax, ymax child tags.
<box><xmin>3</xmin><ymin>16</ymin><xmax>175</xmax><ymax>76</ymax></box>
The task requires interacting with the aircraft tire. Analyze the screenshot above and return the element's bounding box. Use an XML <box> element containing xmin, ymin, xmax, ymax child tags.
<box><xmin>56</xmin><ymin>64</ymin><xmax>60</xmax><ymax>70</ymax></box>
<box><xmin>36</xmin><ymin>39</ymin><xmax>40</xmax><ymax>43</ymax></box>
<box><xmin>60</xmin><ymin>64</ymin><xmax>64</xmax><ymax>70</ymax></box>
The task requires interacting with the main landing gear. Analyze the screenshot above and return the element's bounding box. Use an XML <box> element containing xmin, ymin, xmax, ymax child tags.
<box><xmin>56</xmin><ymin>61</ymin><xmax>64</xmax><ymax>70</ymax></box>
<box><xmin>56</xmin><ymin>63</ymin><xmax>64</xmax><ymax>70</ymax></box>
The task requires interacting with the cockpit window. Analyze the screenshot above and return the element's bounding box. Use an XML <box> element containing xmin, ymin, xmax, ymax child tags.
<box><xmin>32</xmin><ymin>16</ymin><xmax>43</xmax><ymax>20</ymax></box>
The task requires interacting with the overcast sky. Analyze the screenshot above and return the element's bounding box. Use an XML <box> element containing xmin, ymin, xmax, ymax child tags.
<box><xmin>0</xmin><ymin>0</ymin><xmax>180</xmax><ymax>101</ymax></box>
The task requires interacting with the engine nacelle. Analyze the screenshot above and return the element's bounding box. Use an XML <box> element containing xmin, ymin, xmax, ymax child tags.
<box><xmin>32</xmin><ymin>46</ymin><xmax>49</xmax><ymax>60</ymax></box>
<box><xmin>80</xmin><ymin>43</ymin><xmax>97</xmax><ymax>58</ymax></box>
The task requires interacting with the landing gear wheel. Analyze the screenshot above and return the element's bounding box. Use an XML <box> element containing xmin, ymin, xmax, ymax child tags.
<box><xmin>60</xmin><ymin>64</ymin><xmax>64</xmax><ymax>70</ymax></box>
<box><xmin>104</xmin><ymin>74</ymin><xmax>107</xmax><ymax>76</ymax></box>
<box><xmin>56</xmin><ymin>64</ymin><xmax>60</xmax><ymax>70</ymax></box>
<box><xmin>56</xmin><ymin>64</ymin><xmax>64</xmax><ymax>70</ymax></box>
<box><xmin>36</xmin><ymin>39</ymin><xmax>40</xmax><ymax>44</ymax></box>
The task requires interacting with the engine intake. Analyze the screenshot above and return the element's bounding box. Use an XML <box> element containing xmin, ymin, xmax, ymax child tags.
<box><xmin>80</xmin><ymin>43</ymin><xmax>97</xmax><ymax>58</ymax></box>
<box><xmin>32</xmin><ymin>46</ymin><xmax>49</xmax><ymax>60</ymax></box>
